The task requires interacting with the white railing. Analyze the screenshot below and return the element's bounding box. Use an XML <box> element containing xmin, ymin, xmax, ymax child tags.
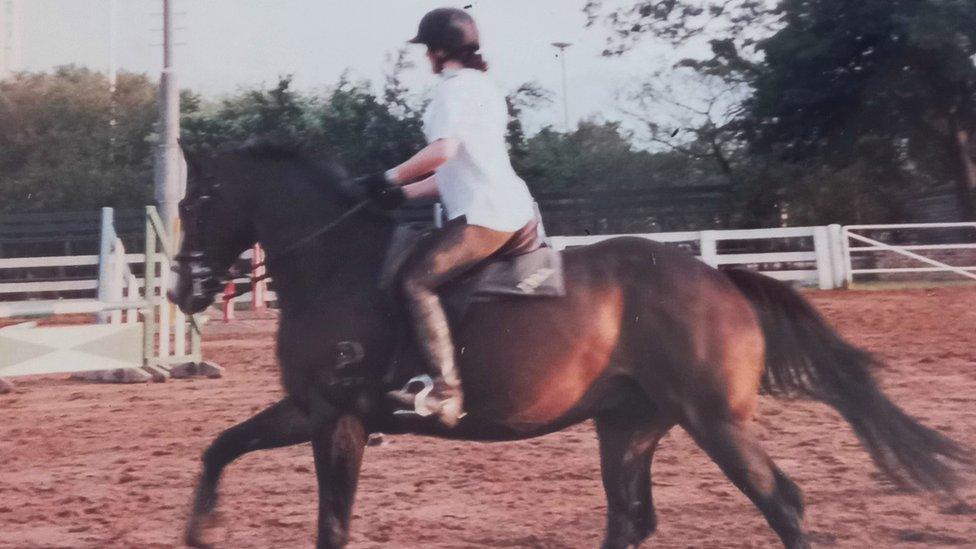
<box><xmin>0</xmin><ymin>207</ymin><xmax>200</xmax><ymax>372</ymax></box>
<box><xmin>548</xmin><ymin>225</ymin><xmax>844</xmax><ymax>290</ymax></box>
<box><xmin>842</xmin><ymin>223</ymin><xmax>976</xmax><ymax>284</ymax></box>
<box><xmin>5</xmin><ymin>211</ymin><xmax>975</xmax><ymax>305</ymax></box>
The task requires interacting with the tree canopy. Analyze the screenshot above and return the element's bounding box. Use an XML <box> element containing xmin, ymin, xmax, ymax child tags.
<box><xmin>0</xmin><ymin>66</ymin><xmax>157</xmax><ymax>213</ymax></box>
<box><xmin>588</xmin><ymin>0</ymin><xmax>976</xmax><ymax>223</ymax></box>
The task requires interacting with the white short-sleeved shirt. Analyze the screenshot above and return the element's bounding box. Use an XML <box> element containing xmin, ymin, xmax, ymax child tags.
<box><xmin>423</xmin><ymin>67</ymin><xmax>536</xmax><ymax>232</ymax></box>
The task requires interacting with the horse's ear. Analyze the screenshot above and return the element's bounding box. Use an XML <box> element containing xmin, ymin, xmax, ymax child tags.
<box><xmin>180</xmin><ymin>140</ymin><xmax>208</xmax><ymax>184</ymax></box>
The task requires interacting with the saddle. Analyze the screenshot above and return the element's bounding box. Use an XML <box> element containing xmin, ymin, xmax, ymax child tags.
<box><xmin>331</xmin><ymin>219</ymin><xmax>566</xmax><ymax>414</ymax></box>
<box><xmin>378</xmin><ymin>218</ymin><xmax>566</xmax><ymax>323</ymax></box>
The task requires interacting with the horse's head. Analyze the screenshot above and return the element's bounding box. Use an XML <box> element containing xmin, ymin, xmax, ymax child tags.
<box><xmin>168</xmin><ymin>146</ymin><xmax>258</xmax><ymax>314</ymax></box>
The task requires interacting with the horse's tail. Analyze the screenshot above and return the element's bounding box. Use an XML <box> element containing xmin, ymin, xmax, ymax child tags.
<box><xmin>724</xmin><ymin>268</ymin><xmax>970</xmax><ymax>493</ymax></box>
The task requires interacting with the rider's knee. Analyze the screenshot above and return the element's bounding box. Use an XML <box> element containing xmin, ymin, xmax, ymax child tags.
<box><xmin>400</xmin><ymin>273</ymin><xmax>435</xmax><ymax>299</ymax></box>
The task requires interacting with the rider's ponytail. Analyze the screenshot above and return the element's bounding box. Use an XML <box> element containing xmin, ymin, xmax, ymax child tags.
<box><xmin>453</xmin><ymin>45</ymin><xmax>488</xmax><ymax>72</ymax></box>
<box><xmin>433</xmin><ymin>45</ymin><xmax>488</xmax><ymax>73</ymax></box>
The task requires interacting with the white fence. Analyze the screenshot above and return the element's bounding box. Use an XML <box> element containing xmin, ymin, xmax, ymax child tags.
<box><xmin>0</xmin><ymin>207</ymin><xmax>202</xmax><ymax>382</ymax></box>
<box><xmin>4</xmin><ymin>212</ymin><xmax>976</xmax><ymax>307</ymax></box>
<box><xmin>842</xmin><ymin>223</ymin><xmax>976</xmax><ymax>285</ymax></box>
<box><xmin>549</xmin><ymin>225</ymin><xmax>846</xmax><ymax>289</ymax></box>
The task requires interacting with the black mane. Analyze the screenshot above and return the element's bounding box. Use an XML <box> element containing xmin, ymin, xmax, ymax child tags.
<box><xmin>183</xmin><ymin>134</ymin><xmax>395</xmax><ymax>221</ymax></box>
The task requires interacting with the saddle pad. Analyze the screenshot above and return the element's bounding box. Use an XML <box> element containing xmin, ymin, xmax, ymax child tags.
<box><xmin>379</xmin><ymin>224</ymin><xmax>565</xmax><ymax>300</ymax></box>
<box><xmin>467</xmin><ymin>246</ymin><xmax>565</xmax><ymax>299</ymax></box>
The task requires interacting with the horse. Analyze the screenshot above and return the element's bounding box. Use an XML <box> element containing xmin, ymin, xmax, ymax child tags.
<box><xmin>168</xmin><ymin>142</ymin><xmax>968</xmax><ymax>549</ymax></box>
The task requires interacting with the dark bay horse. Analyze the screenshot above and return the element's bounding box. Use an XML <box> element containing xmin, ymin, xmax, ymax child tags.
<box><xmin>168</xmin><ymin>144</ymin><xmax>968</xmax><ymax>549</ymax></box>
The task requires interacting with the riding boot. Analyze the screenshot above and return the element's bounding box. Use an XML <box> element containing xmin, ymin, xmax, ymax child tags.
<box><xmin>407</xmin><ymin>292</ymin><xmax>465</xmax><ymax>427</ymax></box>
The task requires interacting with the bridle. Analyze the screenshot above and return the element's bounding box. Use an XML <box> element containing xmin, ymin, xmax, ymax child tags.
<box><xmin>175</xmin><ymin>174</ymin><xmax>370</xmax><ymax>306</ymax></box>
<box><xmin>175</xmin><ymin>175</ymin><xmax>229</xmax><ymax>304</ymax></box>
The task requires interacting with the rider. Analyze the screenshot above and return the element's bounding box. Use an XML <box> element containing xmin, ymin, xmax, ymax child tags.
<box><xmin>358</xmin><ymin>8</ymin><xmax>538</xmax><ymax>427</ymax></box>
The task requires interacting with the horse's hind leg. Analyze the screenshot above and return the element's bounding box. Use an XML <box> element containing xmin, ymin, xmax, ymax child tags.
<box><xmin>185</xmin><ymin>397</ymin><xmax>310</xmax><ymax>548</ymax></box>
<box><xmin>682</xmin><ymin>412</ymin><xmax>808</xmax><ymax>549</ymax></box>
<box><xmin>596</xmin><ymin>414</ymin><xmax>668</xmax><ymax>549</ymax></box>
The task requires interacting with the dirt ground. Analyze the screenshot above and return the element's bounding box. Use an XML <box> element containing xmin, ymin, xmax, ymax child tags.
<box><xmin>1</xmin><ymin>287</ymin><xmax>975</xmax><ymax>548</ymax></box>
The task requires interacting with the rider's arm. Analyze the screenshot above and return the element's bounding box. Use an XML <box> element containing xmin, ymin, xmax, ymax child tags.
<box><xmin>403</xmin><ymin>174</ymin><xmax>440</xmax><ymax>200</ymax></box>
<box><xmin>385</xmin><ymin>138</ymin><xmax>459</xmax><ymax>184</ymax></box>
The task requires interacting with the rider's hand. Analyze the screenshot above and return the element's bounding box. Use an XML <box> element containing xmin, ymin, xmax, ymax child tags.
<box><xmin>355</xmin><ymin>172</ymin><xmax>406</xmax><ymax>210</ymax></box>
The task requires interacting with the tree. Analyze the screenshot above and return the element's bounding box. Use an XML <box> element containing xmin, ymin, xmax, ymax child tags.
<box><xmin>588</xmin><ymin>0</ymin><xmax>976</xmax><ymax>223</ymax></box>
<box><xmin>0</xmin><ymin>66</ymin><xmax>157</xmax><ymax>213</ymax></box>
<box><xmin>180</xmin><ymin>76</ymin><xmax>318</xmax><ymax>148</ymax></box>
<box><xmin>505</xmin><ymin>82</ymin><xmax>553</xmax><ymax>169</ymax></box>
<box><xmin>520</xmin><ymin>120</ymin><xmax>725</xmax><ymax>191</ymax></box>
<box><xmin>746</xmin><ymin>0</ymin><xmax>976</xmax><ymax>220</ymax></box>
<box><xmin>585</xmin><ymin>0</ymin><xmax>778</xmax><ymax>56</ymax></box>
<box><xmin>587</xmin><ymin>1</ymin><xmax>772</xmax><ymax>217</ymax></box>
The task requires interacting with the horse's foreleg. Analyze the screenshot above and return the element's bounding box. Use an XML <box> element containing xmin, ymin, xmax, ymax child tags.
<box><xmin>596</xmin><ymin>414</ymin><xmax>667</xmax><ymax>549</ymax></box>
<box><xmin>309</xmin><ymin>397</ymin><xmax>366</xmax><ymax>549</ymax></box>
<box><xmin>682</xmin><ymin>415</ymin><xmax>808</xmax><ymax>549</ymax></box>
<box><xmin>185</xmin><ymin>397</ymin><xmax>310</xmax><ymax>548</ymax></box>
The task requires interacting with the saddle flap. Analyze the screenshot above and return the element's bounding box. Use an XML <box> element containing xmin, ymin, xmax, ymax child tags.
<box><xmin>466</xmin><ymin>246</ymin><xmax>565</xmax><ymax>299</ymax></box>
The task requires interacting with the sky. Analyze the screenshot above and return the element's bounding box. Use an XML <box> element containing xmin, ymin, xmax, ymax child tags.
<box><xmin>14</xmin><ymin>0</ymin><xmax>695</xmax><ymax>133</ymax></box>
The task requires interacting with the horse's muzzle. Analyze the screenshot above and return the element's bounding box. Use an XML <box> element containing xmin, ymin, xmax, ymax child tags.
<box><xmin>168</xmin><ymin>255</ymin><xmax>223</xmax><ymax>314</ymax></box>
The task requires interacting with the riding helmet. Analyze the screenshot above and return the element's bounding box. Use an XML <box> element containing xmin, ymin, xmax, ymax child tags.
<box><xmin>409</xmin><ymin>8</ymin><xmax>480</xmax><ymax>52</ymax></box>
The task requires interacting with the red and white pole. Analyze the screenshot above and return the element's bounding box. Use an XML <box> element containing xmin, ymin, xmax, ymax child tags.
<box><xmin>251</xmin><ymin>244</ymin><xmax>266</xmax><ymax>310</ymax></box>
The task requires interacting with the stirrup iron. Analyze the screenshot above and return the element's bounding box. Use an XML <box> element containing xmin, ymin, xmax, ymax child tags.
<box><xmin>392</xmin><ymin>375</ymin><xmax>435</xmax><ymax>417</ymax></box>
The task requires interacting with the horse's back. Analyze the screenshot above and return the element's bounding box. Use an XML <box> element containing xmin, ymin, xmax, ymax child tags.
<box><xmin>455</xmin><ymin>235</ymin><xmax>763</xmax><ymax>430</ymax></box>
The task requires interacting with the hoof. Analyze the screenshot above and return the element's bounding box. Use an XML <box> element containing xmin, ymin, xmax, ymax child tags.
<box><xmin>184</xmin><ymin>524</ymin><xmax>212</xmax><ymax>549</ymax></box>
<box><xmin>185</xmin><ymin>510</ymin><xmax>219</xmax><ymax>548</ymax></box>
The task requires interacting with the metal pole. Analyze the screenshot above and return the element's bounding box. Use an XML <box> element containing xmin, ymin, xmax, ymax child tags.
<box><xmin>0</xmin><ymin>1</ymin><xmax>7</xmax><ymax>78</ymax></box>
<box><xmin>109</xmin><ymin>0</ymin><xmax>117</xmax><ymax>91</ymax></box>
<box><xmin>552</xmin><ymin>42</ymin><xmax>572</xmax><ymax>131</ymax></box>
<box><xmin>0</xmin><ymin>0</ymin><xmax>23</xmax><ymax>79</ymax></box>
<box><xmin>154</xmin><ymin>0</ymin><xmax>182</xmax><ymax>237</ymax></box>
<box><xmin>96</xmin><ymin>207</ymin><xmax>116</xmax><ymax>323</ymax></box>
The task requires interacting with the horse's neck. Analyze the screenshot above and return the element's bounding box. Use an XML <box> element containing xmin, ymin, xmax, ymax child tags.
<box><xmin>260</xmin><ymin>211</ymin><xmax>394</xmax><ymax>316</ymax></box>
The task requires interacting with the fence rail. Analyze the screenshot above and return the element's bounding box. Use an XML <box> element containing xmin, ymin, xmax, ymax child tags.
<box><xmin>842</xmin><ymin>223</ymin><xmax>976</xmax><ymax>284</ymax></box>
<box><xmin>5</xmin><ymin>207</ymin><xmax>976</xmax><ymax>309</ymax></box>
<box><xmin>549</xmin><ymin>225</ymin><xmax>842</xmax><ymax>289</ymax></box>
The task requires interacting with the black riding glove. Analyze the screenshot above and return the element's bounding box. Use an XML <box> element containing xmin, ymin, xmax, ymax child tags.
<box><xmin>356</xmin><ymin>172</ymin><xmax>406</xmax><ymax>210</ymax></box>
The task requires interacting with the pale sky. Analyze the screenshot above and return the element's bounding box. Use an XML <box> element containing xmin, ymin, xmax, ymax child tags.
<box><xmin>15</xmin><ymin>0</ymin><xmax>696</xmax><ymax>133</ymax></box>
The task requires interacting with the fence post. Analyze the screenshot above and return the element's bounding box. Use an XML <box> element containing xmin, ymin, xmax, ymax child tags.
<box><xmin>143</xmin><ymin>207</ymin><xmax>157</xmax><ymax>368</ymax></box>
<box><xmin>251</xmin><ymin>244</ymin><xmax>266</xmax><ymax>310</ymax></box>
<box><xmin>827</xmin><ymin>224</ymin><xmax>846</xmax><ymax>289</ymax></box>
<box><xmin>813</xmin><ymin>226</ymin><xmax>834</xmax><ymax>289</ymax></box>
<box><xmin>96</xmin><ymin>207</ymin><xmax>115</xmax><ymax>323</ymax></box>
<box><xmin>699</xmin><ymin>231</ymin><xmax>719</xmax><ymax>267</ymax></box>
<box><xmin>841</xmin><ymin>226</ymin><xmax>854</xmax><ymax>287</ymax></box>
<box><xmin>109</xmin><ymin>238</ymin><xmax>125</xmax><ymax>324</ymax></box>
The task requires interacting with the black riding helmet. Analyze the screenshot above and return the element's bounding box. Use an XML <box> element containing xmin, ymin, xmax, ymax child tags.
<box><xmin>409</xmin><ymin>7</ymin><xmax>480</xmax><ymax>53</ymax></box>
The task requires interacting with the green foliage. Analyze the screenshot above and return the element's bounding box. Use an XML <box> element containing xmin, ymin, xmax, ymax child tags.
<box><xmin>745</xmin><ymin>0</ymin><xmax>976</xmax><ymax>221</ymax></box>
<box><xmin>520</xmin><ymin>120</ymin><xmax>726</xmax><ymax>191</ymax></box>
<box><xmin>0</xmin><ymin>66</ymin><xmax>157</xmax><ymax>213</ymax></box>
<box><xmin>505</xmin><ymin>82</ymin><xmax>553</xmax><ymax>165</ymax></box>
<box><xmin>1</xmin><ymin>60</ymin><xmax>720</xmax><ymax>220</ymax></box>
<box><xmin>313</xmin><ymin>75</ymin><xmax>426</xmax><ymax>174</ymax></box>
<box><xmin>590</xmin><ymin>0</ymin><xmax>976</xmax><ymax>223</ymax></box>
<box><xmin>181</xmin><ymin>77</ymin><xmax>318</xmax><ymax>148</ymax></box>
<box><xmin>180</xmin><ymin>51</ymin><xmax>427</xmax><ymax>175</ymax></box>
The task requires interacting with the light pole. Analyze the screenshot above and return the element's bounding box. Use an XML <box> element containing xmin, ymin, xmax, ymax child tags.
<box><xmin>154</xmin><ymin>0</ymin><xmax>182</xmax><ymax>235</ymax></box>
<box><xmin>0</xmin><ymin>0</ymin><xmax>24</xmax><ymax>79</ymax></box>
<box><xmin>551</xmin><ymin>42</ymin><xmax>572</xmax><ymax>131</ymax></box>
